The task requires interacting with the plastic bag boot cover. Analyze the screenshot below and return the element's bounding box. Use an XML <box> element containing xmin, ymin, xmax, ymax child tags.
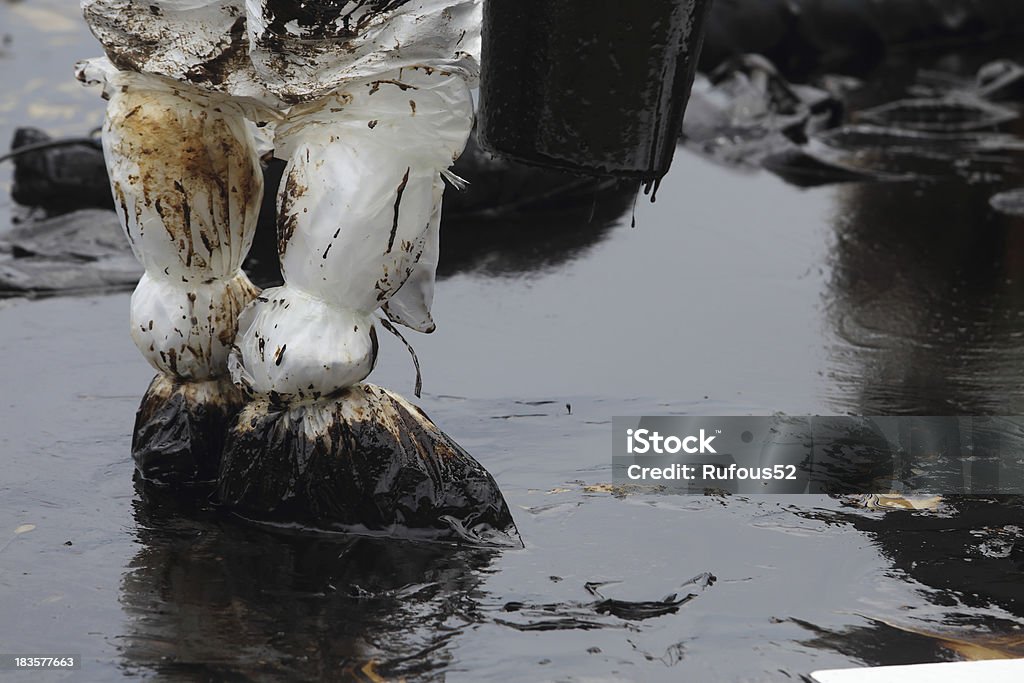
<box><xmin>219</xmin><ymin>383</ymin><xmax>521</xmax><ymax>545</ymax></box>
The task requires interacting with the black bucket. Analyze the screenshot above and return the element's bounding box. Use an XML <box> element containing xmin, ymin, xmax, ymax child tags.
<box><xmin>477</xmin><ymin>0</ymin><xmax>714</xmax><ymax>184</ymax></box>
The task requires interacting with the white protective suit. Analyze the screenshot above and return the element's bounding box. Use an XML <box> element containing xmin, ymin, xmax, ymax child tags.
<box><xmin>79</xmin><ymin>0</ymin><xmax>480</xmax><ymax>399</ymax></box>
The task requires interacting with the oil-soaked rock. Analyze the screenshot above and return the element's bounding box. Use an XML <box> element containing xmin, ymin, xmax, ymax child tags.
<box><xmin>683</xmin><ymin>54</ymin><xmax>1024</xmax><ymax>187</ymax></box>
<box><xmin>219</xmin><ymin>384</ymin><xmax>521</xmax><ymax>546</ymax></box>
<box><xmin>0</xmin><ymin>209</ymin><xmax>141</xmax><ymax>294</ymax></box>
<box><xmin>810</xmin><ymin>124</ymin><xmax>1024</xmax><ymax>182</ymax></box>
<box><xmin>760</xmin><ymin>144</ymin><xmax>902</xmax><ymax>187</ymax></box>
<box><xmin>9</xmin><ymin>127</ymin><xmax>111</xmax><ymax>212</ymax></box>
<box><xmin>681</xmin><ymin>56</ymin><xmax>851</xmax><ymax>178</ymax></box>
<box><xmin>0</xmin><ymin>255</ymin><xmax>140</xmax><ymax>294</ymax></box>
<box><xmin>856</xmin><ymin>97</ymin><xmax>1019</xmax><ymax>133</ymax></box>
<box><xmin>1</xmin><ymin>209</ymin><xmax>125</xmax><ymax>261</ymax></box>
<box><xmin>133</xmin><ymin>373</ymin><xmax>249</xmax><ymax>487</ymax></box>
<box><xmin>684</xmin><ymin>55</ymin><xmax>843</xmax><ymax>149</ymax></box>
<box><xmin>701</xmin><ymin>0</ymin><xmax>1024</xmax><ymax>78</ymax></box>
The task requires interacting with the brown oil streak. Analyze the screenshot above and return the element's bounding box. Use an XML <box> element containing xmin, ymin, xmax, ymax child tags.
<box><xmin>114</xmin><ymin>183</ymin><xmax>132</xmax><ymax>242</ymax></box>
<box><xmin>199</xmin><ymin>230</ymin><xmax>215</xmax><ymax>255</ymax></box>
<box><xmin>111</xmin><ymin>90</ymin><xmax>259</xmax><ymax>273</ymax></box>
<box><xmin>387</xmin><ymin>167</ymin><xmax>411</xmax><ymax>253</ymax></box>
<box><xmin>184</xmin><ymin>17</ymin><xmax>248</xmax><ymax>87</ymax></box>
<box><xmin>368</xmin><ymin>79</ymin><xmax>420</xmax><ymax>95</ymax></box>
<box><xmin>278</xmin><ymin>169</ymin><xmax>307</xmax><ymax>259</ymax></box>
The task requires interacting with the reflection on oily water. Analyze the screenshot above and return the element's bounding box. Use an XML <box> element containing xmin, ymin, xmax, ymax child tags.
<box><xmin>121</xmin><ymin>480</ymin><xmax>499</xmax><ymax>681</ymax></box>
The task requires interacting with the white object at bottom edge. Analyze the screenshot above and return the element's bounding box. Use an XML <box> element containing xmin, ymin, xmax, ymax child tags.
<box><xmin>812</xmin><ymin>659</ymin><xmax>1024</xmax><ymax>683</ymax></box>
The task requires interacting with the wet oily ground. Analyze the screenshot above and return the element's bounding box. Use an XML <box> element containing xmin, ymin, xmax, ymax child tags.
<box><xmin>4</xmin><ymin>2</ymin><xmax>1024</xmax><ymax>681</ymax></box>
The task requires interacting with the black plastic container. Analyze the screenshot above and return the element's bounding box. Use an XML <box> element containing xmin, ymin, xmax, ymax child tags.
<box><xmin>477</xmin><ymin>0</ymin><xmax>713</xmax><ymax>182</ymax></box>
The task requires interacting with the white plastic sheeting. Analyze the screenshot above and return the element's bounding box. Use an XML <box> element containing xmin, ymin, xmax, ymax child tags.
<box><xmin>101</xmin><ymin>71</ymin><xmax>264</xmax><ymax>380</ymax></box>
<box><xmin>232</xmin><ymin>68</ymin><xmax>473</xmax><ymax>399</ymax></box>
<box><xmin>245</xmin><ymin>0</ymin><xmax>481</xmax><ymax>102</ymax></box>
<box><xmin>81</xmin><ymin>0</ymin><xmax>481</xmax><ymax>105</ymax></box>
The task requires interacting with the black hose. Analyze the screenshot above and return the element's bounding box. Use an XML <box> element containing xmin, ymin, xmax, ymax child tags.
<box><xmin>0</xmin><ymin>138</ymin><xmax>102</xmax><ymax>164</ymax></box>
